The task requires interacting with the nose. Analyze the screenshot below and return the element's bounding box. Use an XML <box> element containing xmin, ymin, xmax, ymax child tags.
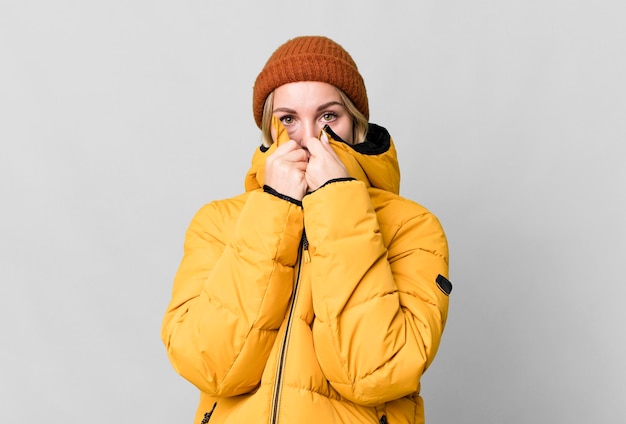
<box><xmin>297</xmin><ymin>120</ymin><xmax>320</xmax><ymax>144</ymax></box>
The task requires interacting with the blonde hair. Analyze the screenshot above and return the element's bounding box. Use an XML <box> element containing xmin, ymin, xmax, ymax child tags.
<box><xmin>260</xmin><ymin>88</ymin><xmax>369</xmax><ymax>147</ymax></box>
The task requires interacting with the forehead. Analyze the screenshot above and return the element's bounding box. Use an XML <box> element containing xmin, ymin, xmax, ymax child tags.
<box><xmin>273</xmin><ymin>81</ymin><xmax>342</xmax><ymax>108</ymax></box>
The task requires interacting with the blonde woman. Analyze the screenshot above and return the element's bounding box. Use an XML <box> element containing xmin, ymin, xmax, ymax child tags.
<box><xmin>162</xmin><ymin>35</ymin><xmax>452</xmax><ymax>424</ymax></box>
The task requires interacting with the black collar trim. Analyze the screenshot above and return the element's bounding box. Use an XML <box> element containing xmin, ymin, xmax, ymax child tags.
<box><xmin>324</xmin><ymin>123</ymin><xmax>391</xmax><ymax>155</ymax></box>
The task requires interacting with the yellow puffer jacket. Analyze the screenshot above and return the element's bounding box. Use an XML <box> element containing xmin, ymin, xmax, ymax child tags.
<box><xmin>162</xmin><ymin>123</ymin><xmax>451</xmax><ymax>424</ymax></box>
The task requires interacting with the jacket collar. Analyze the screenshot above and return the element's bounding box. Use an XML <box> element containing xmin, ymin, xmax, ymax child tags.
<box><xmin>244</xmin><ymin>122</ymin><xmax>401</xmax><ymax>195</ymax></box>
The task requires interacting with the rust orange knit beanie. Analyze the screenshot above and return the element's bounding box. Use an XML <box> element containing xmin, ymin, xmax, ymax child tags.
<box><xmin>252</xmin><ymin>35</ymin><xmax>368</xmax><ymax>128</ymax></box>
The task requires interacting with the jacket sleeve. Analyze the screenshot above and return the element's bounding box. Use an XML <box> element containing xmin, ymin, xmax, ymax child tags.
<box><xmin>161</xmin><ymin>191</ymin><xmax>303</xmax><ymax>396</ymax></box>
<box><xmin>303</xmin><ymin>180</ymin><xmax>450</xmax><ymax>405</ymax></box>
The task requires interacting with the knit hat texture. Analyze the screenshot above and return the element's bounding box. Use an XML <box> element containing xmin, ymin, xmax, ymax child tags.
<box><xmin>253</xmin><ymin>36</ymin><xmax>368</xmax><ymax>128</ymax></box>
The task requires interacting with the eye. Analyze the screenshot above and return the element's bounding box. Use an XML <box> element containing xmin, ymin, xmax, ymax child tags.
<box><xmin>280</xmin><ymin>115</ymin><xmax>295</xmax><ymax>125</ymax></box>
<box><xmin>321</xmin><ymin>112</ymin><xmax>337</xmax><ymax>122</ymax></box>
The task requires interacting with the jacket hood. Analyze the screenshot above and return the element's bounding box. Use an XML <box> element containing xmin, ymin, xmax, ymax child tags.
<box><xmin>244</xmin><ymin>120</ymin><xmax>401</xmax><ymax>194</ymax></box>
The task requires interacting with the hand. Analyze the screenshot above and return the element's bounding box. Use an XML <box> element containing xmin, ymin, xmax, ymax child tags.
<box><xmin>264</xmin><ymin>140</ymin><xmax>310</xmax><ymax>201</ymax></box>
<box><xmin>301</xmin><ymin>131</ymin><xmax>349</xmax><ymax>192</ymax></box>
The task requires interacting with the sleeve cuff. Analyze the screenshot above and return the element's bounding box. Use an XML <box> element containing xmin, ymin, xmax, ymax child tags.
<box><xmin>263</xmin><ymin>185</ymin><xmax>303</xmax><ymax>207</ymax></box>
<box><xmin>308</xmin><ymin>177</ymin><xmax>356</xmax><ymax>195</ymax></box>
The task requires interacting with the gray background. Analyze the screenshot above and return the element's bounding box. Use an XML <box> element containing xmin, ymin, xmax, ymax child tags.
<box><xmin>1</xmin><ymin>1</ymin><xmax>624</xmax><ymax>423</ymax></box>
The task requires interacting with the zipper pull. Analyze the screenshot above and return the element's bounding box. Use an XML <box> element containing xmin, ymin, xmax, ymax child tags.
<box><xmin>302</xmin><ymin>229</ymin><xmax>311</xmax><ymax>263</ymax></box>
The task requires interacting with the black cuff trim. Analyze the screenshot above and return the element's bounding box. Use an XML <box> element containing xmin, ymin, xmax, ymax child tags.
<box><xmin>263</xmin><ymin>185</ymin><xmax>302</xmax><ymax>207</ymax></box>
<box><xmin>305</xmin><ymin>177</ymin><xmax>356</xmax><ymax>196</ymax></box>
<box><xmin>319</xmin><ymin>177</ymin><xmax>356</xmax><ymax>190</ymax></box>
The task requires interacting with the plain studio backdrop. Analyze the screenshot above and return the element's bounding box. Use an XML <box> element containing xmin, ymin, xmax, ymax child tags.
<box><xmin>1</xmin><ymin>1</ymin><xmax>624</xmax><ymax>423</ymax></box>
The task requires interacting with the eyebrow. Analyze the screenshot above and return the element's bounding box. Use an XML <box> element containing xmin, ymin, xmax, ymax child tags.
<box><xmin>316</xmin><ymin>101</ymin><xmax>344</xmax><ymax>111</ymax></box>
<box><xmin>272</xmin><ymin>101</ymin><xmax>345</xmax><ymax>114</ymax></box>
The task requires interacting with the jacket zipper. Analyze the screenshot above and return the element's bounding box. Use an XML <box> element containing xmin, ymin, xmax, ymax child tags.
<box><xmin>302</xmin><ymin>228</ymin><xmax>310</xmax><ymax>263</ymax></box>
<box><xmin>200</xmin><ymin>402</ymin><xmax>217</xmax><ymax>424</ymax></box>
<box><xmin>269</xmin><ymin>231</ymin><xmax>308</xmax><ymax>424</ymax></box>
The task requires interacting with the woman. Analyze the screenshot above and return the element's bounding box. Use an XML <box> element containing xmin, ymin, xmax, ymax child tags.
<box><xmin>162</xmin><ymin>35</ymin><xmax>452</xmax><ymax>424</ymax></box>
